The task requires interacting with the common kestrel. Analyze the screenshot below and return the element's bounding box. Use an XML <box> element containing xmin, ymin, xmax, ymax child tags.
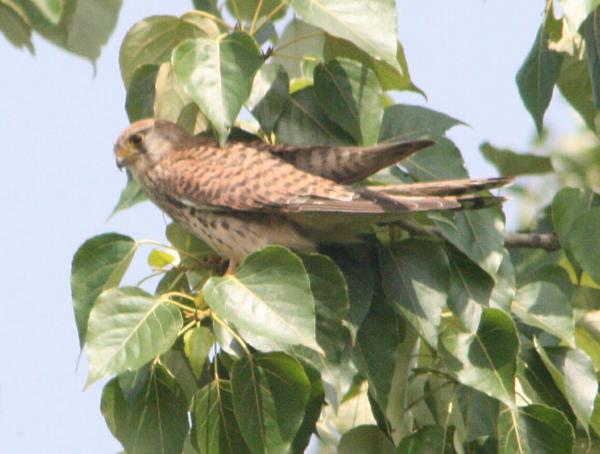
<box><xmin>114</xmin><ymin>119</ymin><xmax>511</xmax><ymax>269</ymax></box>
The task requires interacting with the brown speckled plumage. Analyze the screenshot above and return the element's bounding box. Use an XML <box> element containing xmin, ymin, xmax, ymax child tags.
<box><xmin>114</xmin><ymin>119</ymin><xmax>511</xmax><ymax>265</ymax></box>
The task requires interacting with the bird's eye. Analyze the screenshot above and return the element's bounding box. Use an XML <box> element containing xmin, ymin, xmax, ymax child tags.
<box><xmin>129</xmin><ymin>133</ymin><xmax>143</xmax><ymax>147</ymax></box>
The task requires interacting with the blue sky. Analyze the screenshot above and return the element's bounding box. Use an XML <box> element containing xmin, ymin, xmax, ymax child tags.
<box><xmin>0</xmin><ymin>1</ymin><xmax>570</xmax><ymax>453</ymax></box>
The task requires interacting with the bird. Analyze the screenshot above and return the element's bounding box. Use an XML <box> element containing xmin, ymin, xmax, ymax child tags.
<box><xmin>114</xmin><ymin>119</ymin><xmax>511</xmax><ymax>272</ymax></box>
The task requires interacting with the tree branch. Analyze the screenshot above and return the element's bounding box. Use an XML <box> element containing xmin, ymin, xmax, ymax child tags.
<box><xmin>396</xmin><ymin>220</ymin><xmax>561</xmax><ymax>252</ymax></box>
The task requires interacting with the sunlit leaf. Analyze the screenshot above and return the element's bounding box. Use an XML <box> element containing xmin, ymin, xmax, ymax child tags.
<box><xmin>535</xmin><ymin>340</ymin><xmax>597</xmax><ymax>429</ymax></box>
<box><xmin>271</xmin><ymin>19</ymin><xmax>324</xmax><ymax>79</ymax></box>
<box><xmin>203</xmin><ymin>246</ymin><xmax>319</xmax><ymax>351</ymax></box>
<box><xmin>498</xmin><ymin>404</ymin><xmax>574</xmax><ymax>454</ymax></box>
<box><xmin>439</xmin><ymin>308</ymin><xmax>518</xmax><ymax>407</ymax></box>
<box><xmin>86</xmin><ymin>287</ymin><xmax>183</xmax><ymax>385</ymax></box>
<box><xmin>172</xmin><ymin>31</ymin><xmax>263</xmax><ymax>144</ymax></box>
<box><xmin>120</xmin><ymin>12</ymin><xmax>220</xmax><ymax>87</ymax></box>
<box><xmin>71</xmin><ymin>233</ymin><xmax>137</xmax><ymax>346</ymax></box>
<box><xmin>283</xmin><ymin>0</ymin><xmax>398</xmax><ymax>71</ymax></box>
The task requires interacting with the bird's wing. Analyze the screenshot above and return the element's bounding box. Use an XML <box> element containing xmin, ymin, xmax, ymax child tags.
<box><xmin>152</xmin><ymin>145</ymin><xmax>474</xmax><ymax>214</ymax></box>
<box><xmin>264</xmin><ymin>140</ymin><xmax>435</xmax><ymax>183</ymax></box>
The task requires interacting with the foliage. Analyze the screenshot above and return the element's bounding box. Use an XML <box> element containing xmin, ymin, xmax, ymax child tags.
<box><xmin>3</xmin><ymin>0</ymin><xmax>600</xmax><ymax>452</ymax></box>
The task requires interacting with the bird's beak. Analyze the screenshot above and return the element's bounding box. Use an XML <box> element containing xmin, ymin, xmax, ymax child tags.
<box><xmin>115</xmin><ymin>146</ymin><xmax>136</xmax><ymax>170</ymax></box>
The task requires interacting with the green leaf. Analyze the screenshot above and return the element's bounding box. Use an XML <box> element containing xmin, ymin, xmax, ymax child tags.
<box><xmin>513</xmin><ymin>282</ymin><xmax>575</xmax><ymax>346</ymax></box>
<box><xmin>396</xmin><ymin>425</ymin><xmax>456</xmax><ymax>454</ymax></box>
<box><xmin>439</xmin><ymin>308</ymin><xmax>518</xmax><ymax>407</ymax></box>
<box><xmin>436</xmin><ymin>207</ymin><xmax>505</xmax><ymax>278</ymax></box>
<box><xmin>379</xmin><ymin>104</ymin><xmax>463</xmax><ymax>143</ymax></box>
<box><xmin>0</xmin><ymin>2</ymin><xmax>33</xmax><ymax>51</ymax></box>
<box><xmin>166</xmin><ymin>222</ymin><xmax>215</xmax><ymax>264</ymax></box>
<box><xmin>480</xmin><ymin>142</ymin><xmax>553</xmax><ymax>176</ymax></box>
<box><xmin>301</xmin><ymin>253</ymin><xmax>349</xmax><ymax>363</ymax></box>
<box><xmin>101</xmin><ymin>366</ymin><xmax>189</xmax><ymax>454</ymax></box>
<box><xmin>535</xmin><ymin>340</ymin><xmax>597</xmax><ymax>429</ymax></box>
<box><xmin>354</xmin><ymin>292</ymin><xmax>402</xmax><ymax>412</ymax></box>
<box><xmin>379</xmin><ymin>240</ymin><xmax>449</xmax><ymax>347</ymax></box>
<box><xmin>203</xmin><ymin>246</ymin><xmax>319</xmax><ymax>351</ymax></box>
<box><xmin>231</xmin><ymin>353</ymin><xmax>311</xmax><ymax>454</ymax></box>
<box><xmin>447</xmin><ymin>247</ymin><xmax>494</xmax><ymax>331</ymax></box>
<box><xmin>283</xmin><ymin>0</ymin><xmax>398</xmax><ymax>71</ymax></box>
<box><xmin>111</xmin><ymin>171</ymin><xmax>148</xmax><ymax>216</ymax></box>
<box><xmin>324</xmin><ymin>35</ymin><xmax>420</xmax><ymax>93</ymax></box>
<box><xmin>147</xmin><ymin>249</ymin><xmax>175</xmax><ymax>269</ymax></box>
<box><xmin>23</xmin><ymin>0</ymin><xmax>122</xmax><ymax>62</ymax></box>
<box><xmin>85</xmin><ymin>287</ymin><xmax>183</xmax><ymax>385</ymax></box>
<box><xmin>576</xmin><ymin>310</ymin><xmax>600</xmax><ymax>370</ymax></box>
<box><xmin>71</xmin><ymin>233</ymin><xmax>137</xmax><ymax>346</ymax></box>
<box><xmin>125</xmin><ymin>64</ymin><xmax>159</xmax><ymax>122</ymax></box>
<box><xmin>558</xmin><ymin>54</ymin><xmax>599</xmax><ymax>131</ymax></box>
<box><xmin>120</xmin><ymin>12</ymin><xmax>220</xmax><ymax>87</ymax></box>
<box><xmin>274</xmin><ymin>86</ymin><xmax>355</xmax><ymax>146</ymax></box>
<box><xmin>225</xmin><ymin>0</ymin><xmax>285</xmax><ymax>22</ymax></box>
<box><xmin>518</xmin><ymin>346</ymin><xmax>576</xmax><ymax>426</ymax></box>
<box><xmin>498</xmin><ymin>404</ymin><xmax>575</xmax><ymax>454</ymax></box>
<box><xmin>568</xmin><ymin>207</ymin><xmax>600</xmax><ymax>285</ymax></box>
<box><xmin>172</xmin><ymin>31</ymin><xmax>263</xmax><ymax>145</ymax></box>
<box><xmin>314</xmin><ymin>58</ymin><xmax>384</xmax><ymax>145</ymax></box>
<box><xmin>516</xmin><ymin>24</ymin><xmax>564</xmax><ymax>135</ymax></box>
<box><xmin>490</xmin><ymin>250</ymin><xmax>516</xmax><ymax>312</ymax></box>
<box><xmin>247</xmin><ymin>64</ymin><xmax>289</xmax><ymax>134</ymax></box>
<box><xmin>184</xmin><ymin>326</ymin><xmax>214</xmax><ymax>379</ymax></box>
<box><xmin>338</xmin><ymin>425</ymin><xmax>394</xmax><ymax>454</ymax></box>
<box><xmin>552</xmin><ymin>187</ymin><xmax>593</xmax><ymax>250</ymax></box>
<box><xmin>271</xmin><ymin>19</ymin><xmax>324</xmax><ymax>79</ymax></box>
<box><xmin>582</xmin><ymin>6</ymin><xmax>600</xmax><ymax>109</ymax></box>
<box><xmin>291</xmin><ymin>363</ymin><xmax>324</xmax><ymax>453</ymax></box>
<box><xmin>30</xmin><ymin>0</ymin><xmax>62</xmax><ymax>24</ymax></box>
<box><xmin>190</xmin><ymin>380</ymin><xmax>249</xmax><ymax>454</ymax></box>
<box><xmin>457</xmin><ymin>386</ymin><xmax>500</xmax><ymax>442</ymax></box>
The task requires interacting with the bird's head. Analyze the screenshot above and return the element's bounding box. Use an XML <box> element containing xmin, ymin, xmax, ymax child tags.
<box><xmin>114</xmin><ymin>119</ymin><xmax>192</xmax><ymax>175</ymax></box>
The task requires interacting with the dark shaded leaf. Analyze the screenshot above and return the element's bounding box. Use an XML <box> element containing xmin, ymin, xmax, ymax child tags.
<box><xmin>71</xmin><ymin>233</ymin><xmax>137</xmax><ymax>346</ymax></box>
<box><xmin>552</xmin><ymin>186</ymin><xmax>593</xmax><ymax>251</ymax></box>
<box><xmin>581</xmin><ymin>7</ymin><xmax>600</xmax><ymax>108</ymax></box>
<box><xmin>314</xmin><ymin>58</ymin><xmax>384</xmax><ymax>145</ymax></box>
<box><xmin>291</xmin><ymin>363</ymin><xmax>325</xmax><ymax>454</ymax></box>
<box><xmin>247</xmin><ymin>64</ymin><xmax>289</xmax><ymax>133</ymax></box>
<box><xmin>0</xmin><ymin>2</ymin><xmax>33</xmax><ymax>51</ymax></box>
<box><xmin>379</xmin><ymin>240</ymin><xmax>448</xmax><ymax>347</ymax></box>
<box><xmin>184</xmin><ymin>326</ymin><xmax>214</xmax><ymax>379</ymax></box>
<box><xmin>516</xmin><ymin>23</ymin><xmax>564</xmax><ymax>135</ymax></box>
<box><xmin>302</xmin><ymin>253</ymin><xmax>349</xmax><ymax>363</ymax></box>
<box><xmin>396</xmin><ymin>425</ymin><xmax>456</xmax><ymax>453</ymax></box>
<box><xmin>480</xmin><ymin>142</ymin><xmax>553</xmax><ymax>176</ymax></box>
<box><xmin>231</xmin><ymin>353</ymin><xmax>311</xmax><ymax>454</ymax></box>
<box><xmin>274</xmin><ymin>86</ymin><xmax>355</xmax><ymax>146</ymax></box>
<box><xmin>558</xmin><ymin>54</ymin><xmax>599</xmax><ymax>132</ymax></box>
<box><xmin>568</xmin><ymin>207</ymin><xmax>600</xmax><ymax>285</ymax></box>
<box><xmin>190</xmin><ymin>380</ymin><xmax>249</xmax><ymax>454</ymax></box>
<box><xmin>101</xmin><ymin>366</ymin><xmax>189</xmax><ymax>454</ymax></box>
<box><xmin>125</xmin><ymin>64</ymin><xmax>159</xmax><ymax>122</ymax></box>
<box><xmin>225</xmin><ymin>0</ymin><xmax>285</xmax><ymax>22</ymax></box>
<box><xmin>338</xmin><ymin>425</ymin><xmax>394</xmax><ymax>454</ymax></box>
<box><xmin>379</xmin><ymin>104</ymin><xmax>463</xmax><ymax>143</ymax></box>
<box><xmin>111</xmin><ymin>171</ymin><xmax>148</xmax><ymax>216</ymax></box>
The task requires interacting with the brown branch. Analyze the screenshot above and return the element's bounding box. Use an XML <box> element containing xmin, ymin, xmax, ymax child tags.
<box><xmin>395</xmin><ymin>220</ymin><xmax>561</xmax><ymax>252</ymax></box>
<box><xmin>503</xmin><ymin>232</ymin><xmax>560</xmax><ymax>251</ymax></box>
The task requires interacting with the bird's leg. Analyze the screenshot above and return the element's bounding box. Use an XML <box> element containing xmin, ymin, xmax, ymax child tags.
<box><xmin>225</xmin><ymin>260</ymin><xmax>238</xmax><ymax>275</ymax></box>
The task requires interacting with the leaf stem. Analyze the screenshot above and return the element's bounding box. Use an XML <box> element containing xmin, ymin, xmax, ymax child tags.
<box><xmin>252</xmin><ymin>3</ymin><xmax>286</xmax><ymax>36</ymax></box>
<box><xmin>249</xmin><ymin>0</ymin><xmax>264</xmax><ymax>34</ymax></box>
